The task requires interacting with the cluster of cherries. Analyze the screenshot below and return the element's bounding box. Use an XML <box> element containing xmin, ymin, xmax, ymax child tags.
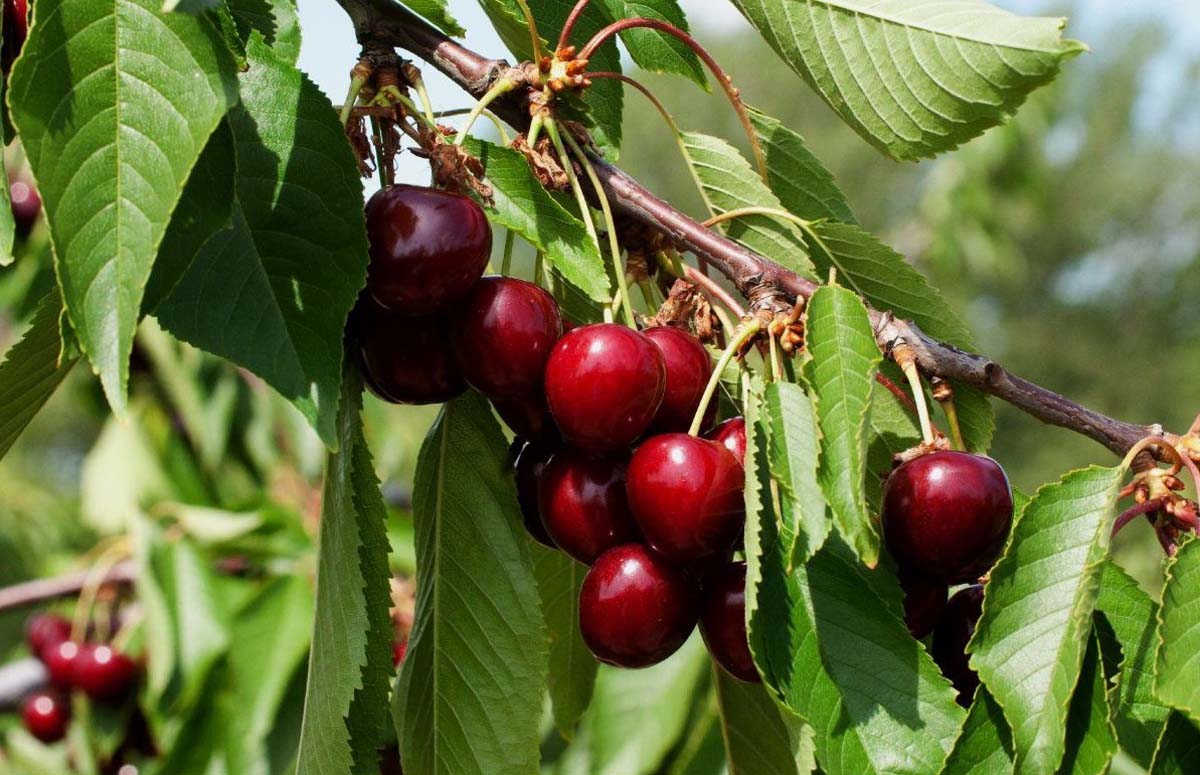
<box><xmin>354</xmin><ymin>184</ymin><xmax>758</xmax><ymax>681</ymax></box>
<box><xmin>18</xmin><ymin>612</ymin><xmax>139</xmax><ymax>743</ymax></box>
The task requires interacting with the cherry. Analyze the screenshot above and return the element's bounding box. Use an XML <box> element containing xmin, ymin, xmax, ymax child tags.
<box><xmin>1</xmin><ymin>0</ymin><xmax>27</xmax><ymax>76</ymax></box>
<box><xmin>626</xmin><ymin>434</ymin><xmax>745</xmax><ymax>563</ymax></box>
<box><xmin>450</xmin><ymin>277</ymin><xmax>562</xmax><ymax>400</ymax></box>
<box><xmin>899</xmin><ymin>570</ymin><xmax>947</xmax><ymax>639</ymax></box>
<box><xmin>931</xmin><ymin>584</ymin><xmax>984</xmax><ymax>706</ymax></box>
<box><xmin>25</xmin><ymin>613</ymin><xmax>72</xmax><ymax>655</ymax></box>
<box><xmin>699</xmin><ymin>561</ymin><xmax>759</xmax><ymax>683</ymax></box>
<box><xmin>74</xmin><ymin>644</ymin><xmax>138</xmax><ymax>703</ymax></box>
<box><xmin>364</xmin><ymin>184</ymin><xmax>491</xmax><ymax>315</ymax></box>
<box><xmin>538</xmin><ymin>448</ymin><xmax>639</xmax><ymax>564</ymax></box>
<box><xmin>357</xmin><ymin>301</ymin><xmax>465</xmax><ymax>405</ymax></box>
<box><xmin>41</xmin><ymin>640</ymin><xmax>83</xmax><ymax>690</ymax></box>
<box><xmin>643</xmin><ymin>327</ymin><xmax>715</xmax><ymax>433</ymax></box>
<box><xmin>705</xmin><ymin>417</ymin><xmax>746</xmax><ymax>465</ymax></box>
<box><xmin>514</xmin><ymin>439</ymin><xmax>558</xmax><ymax>549</ymax></box>
<box><xmin>493</xmin><ymin>395</ymin><xmax>558</xmax><ymax>443</ymax></box>
<box><xmin>579</xmin><ymin>544</ymin><xmax>698</xmax><ymax>668</ymax></box>
<box><xmin>22</xmin><ymin>691</ymin><xmax>69</xmax><ymax>744</ymax></box>
<box><xmin>544</xmin><ymin>323</ymin><xmax>666</xmax><ymax>451</ymax></box>
<box><xmin>9</xmin><ymin>175</ymin><xmax>40</xmax><ymax>238</ymax></box>
<box><xmin>881</xmin><ymin>451</ymin><xmax>1013</xmax><ymax>585</ymax></box>
<box><xmin>393</xmin><ymin>640</ymin><xmax>408</xmax><ymax>666</ymax></box>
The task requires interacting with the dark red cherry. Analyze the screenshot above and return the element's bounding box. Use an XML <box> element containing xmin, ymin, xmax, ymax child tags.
<box><xmin>626</xmin><ymin>434</ymin><xmax>745</xmax><ymax>563</ymax></box>
<box><xmin>393</xmin><ymin>639</ymin><xmax>408</xmax><ymax>666</ymax></box>
<box><xmin>364</xmin><ymin>184</ymin><xmax>491</xmax><ymax>315</ymax></box>
<box><xmin>493</xmin><ymin>394</ymin><xmax>558</xmax><ymax>443</ymax></box>
<box><xmin>41</xmin><ymin>640</ymin><xmax>83</xmax><ymax>690</ymax></box>
<box><xmin>450</xmin><ymin>277</ymin><xmax>562</xmax><ymax>400</ymax></box>
<box><xmin>544</xmin><ymin>324</ymin><xmax>666</xmax><ymax>451</ymax></box>
<box><xmin>538</xmin><ymin>448</ymin><xmax>638</xmax><ymax>564</ymax></box>
<box><xmin>931</xmin><ymin>584</ymin><xmax>984</xmax><ymax>706</ymax></box>
<box><xmin>9</xmin><ymin>175</ymin><xmax>40</xmax><ymax>237</ymax></box>
<box><xmin>699</xmin><ymin>561</ymin><xmax>759</xmax><ymax>683</ymax></box>
<box><xmin>22</xmin><ymin>691</ymin><xmax>69</xmax><ymax>744</ymax></box>
<box><xmin>25</xmin><ymin>613</ymin><xmax>72</xmax><ymax>655</ymax></box>
<box><xmin>643</xmin><ymin>327</ymin><xmax>714</xmax><ymax>433</ymax></box>
<box><xmin>881</xmin><ymin>451</ymin><xmax>1013</xmax><ymax>585</ymax></box>
<box><xmin>74</xmin><ymin>644</ymin><xmax>138</xmax><ymax>703</ymax></box>
<box><xmin>705</xmin><ymin>417</ymin><xmax>746</xmax><ymax>466</ymax></box>
<box><xmin>514</xmin><ymin>439</ymin><xmax>558</xmax><ymax>549</ymax></box>
<box><xmin>579</xmin><ymin>544</ymin><xmax>698</xmax><ymax>668</ymax></box>
<box><xmin>357</xmin><ymin>301</ymin><xmax>465</xmax><ymax>405</ymax></box>
<box><xmin>1</xmin><ymin>0</ymin><xmax>28</xmax><ymax>76</ymax></box>
<box><xmin>900</xmin><ymin>570</ymin><xmax>947</xmax><ymax>639</ymax></box>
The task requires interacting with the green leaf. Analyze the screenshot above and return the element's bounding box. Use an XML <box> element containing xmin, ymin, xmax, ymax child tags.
<box><xmin>939</xmin><ymin>688</ymin><xmax>1014</xmax><ymax>775</ymax></box>
<box><xmin>0</xmin><ymin>291</ymin><xmax>78</xmax><ymax>463</ymax></box>
<box><xmin>600</xmin><ymin>0</ymin><xmax>705</xmax><ymax>87</ymax></box>
<box><xmin>1155</xmin><ymin>537</ymin><xmax>1200</xmax><ymax>726</ymax></box>
<box><xmin>1149</xmin><ymin>713</ymin><xmax>1200</xmax><ymax>775</ymax></box>
<box><xmin>394</xmin><ymin>392</ymin><xmax>547</xmax><ymax>775</ymax></box>
<box><xmin>469</xmin><ymin>140</ymin><xmax>609</xmax><ymax>303</ymax></box>
<box><xmin>679</xmin><ymin>131</ymin><xmax>816</xmax><ymax>279</ymax></box>
<box><xmin>748</xmin><ymin>108</ymin><xmax>855</xmax><ymax>224</ymax></box>
<box><xmin>800</xmin><ymin>220</ymin><xmax>994</xmax><ymax>452</ymax></box>
<box><xmin>162</xmin><ymin>0</ymin><xmax>217</xmax><ymax>11</ymax></box>
<box><xmin>864</xmin><ymin>368</ymin><xmax>921</xmax><ymax>515</ymax></box>
<box><xmin>9</xmin><ymin>0</ymin><xmax>238</xmax><ymax>411</ymax></box>
<box><xmin>227</xmin><ymin>0</ymin><xmax>303</xmax><ymax>64</ymax></box>
<box><xmin>1095</xmin><ymin>561</ymin><xmax>1170</xmax><ymax>766</ymax></box>
<box><xmin>806</xmin><ymin>284</ymin><xmax>881</xmax><ymax>566</ymax></box>
<box><xmin>533</xmin><ymin>546</ymin><xmax>597</xmax><ymax>739</ymax></box>
<box><xmin>296</xmin><ymin>366</ymin><xmax>393</xmax><ymax>775</ymax></box>
<box><xmin>396</xmin><ymin>0</ymin><xmax>465</xmax><ymax>37</ymax></box>
<box><xmin>664</xmin><ymin>688</ymin><xmax>727</xmax><ymax>775</ymax></box>
<box><xmin>0</xmin><ymin>152</ymin><xmax>13</xmax><ymax>266</ymax></box>
<box><xmin>729</xmin><ymin>0</ymin><xmax>1085</xmax><ymax>160</ymax></box>
<box><xmin>761</xmin><ymin>381</ymin><xmax>828</xmax><ymax>566</ymax></box>
<box><xmin>156</xmin><ymin>36</ymin><xmax>369</xmax><ymax>448</ymax></box>
<box><xmin>1057</xmin><ymin>631</ymin><xmax>1117</xmax><ymax>775</ymax></box>
<box><xmin>714</xmin><ymin>670</ymin><xmax>817</xmax><ymax>775</ymax></box>
<box><xmin>969</xmin><ymin>465</ymin><xmax>1126</xmax><ymax>775</ymax></box>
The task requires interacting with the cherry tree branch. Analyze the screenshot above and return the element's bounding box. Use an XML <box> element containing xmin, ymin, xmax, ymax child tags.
<box><xmin>0</xmin><ymin>561</ymin><xmax>136</xmax><ymax>613</ymax></box>
<box><xmin>334</xmin><ymin>0</ymin><xmax>1168</xmax><ymax>458</ymax></box>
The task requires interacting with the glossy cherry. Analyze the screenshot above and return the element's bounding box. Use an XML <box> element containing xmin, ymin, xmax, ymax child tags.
<box><xmin>364</xmin><ymin>184</ymin><xmax>491</xmax><ymax>315</ymax></box>
<box><xmin>25</xmin><ymin>613</ymin><xmax>72</xmax><ymax>655</ymax></box>
<box><xmin>357</xmin><ymin>301</ymin><xmax>466</xmax><ymax>405</ymax></box>
<box><xmin>539</xmin><ymin>448</ymin><xmax>638</xmax><ymax>564</ymax></box>
<box><xmin>544</xmin><ymin>324</ymin><xmax>666</xmax><ymax>451</ymax></box>
<box><xmin>881</xmin><ymin>451</ymin><xmax>1013</xmax><ymax>585</ymax></box>
<box><xmin>931</xmin><ymin>584</ymin><xmax>984</xmax><ymax>706</ymax></box>
<box><xmin>451</xmin><ymin>277</ymin><xmax>562</xmax><ymax>400</ymax></box>
<box><xmin>626</xmin><ymin>434</ymin><xmax>745</xmax><ymax>563</ymax></box>
<box><xmin>579</xmin><ymin>544</ymin><xmax>698</xmax><ymax>668</ymax></box>
<box><xmin>705</xmin><ymin>417</ymin><xmax>746</xmax><ymax>466</ymax></box>
<box><xmin>899</xmin><ymin>570</ymin><xmax>947</xmax><ymax>639</ymax></box>
<box><xmin>643</xmin><ymin>327</ymin><xmax>714</xmax><ymax>433</ymax></box>
<box><xmin>74</xmin><ymin>644</ymin><xmax>138</xmax><ymax>702</ymax></box>
<box><xmin>22</xmin><ymin>691</ymin><xmax>69</xmax><ymax>744</ymax></box>
<box><xmin>514</xmin><ymin>439</ymin><xmax>558</xmax><ymax>549</ymax></box>
<box><xmin>493</xmin><ymin>394</ymin><xmax>558</xmax><ymax>443</ymax></box>
<box><xmin>1</xmin><ymin>0</ymin><xmax>27</xmax><ymax>76</ymax></box>
<box><xmin>41</xmin><ymin>640</ymin><xmax>83</xmax><ymax>690</ymax></box>
<box><xmin>699</xmin><ymin>561</ymin><xmax>759</xmax><ymax>683</ymax></box>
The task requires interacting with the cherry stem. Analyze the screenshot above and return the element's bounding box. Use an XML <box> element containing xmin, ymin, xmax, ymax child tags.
<box><xmin>1113</xmin><ymin>497</ymin><xmax>1165</xmax><ymax>536</ymax></box>
<box><xmin>501</xmin><ymin>229</ymin><xmax>516</xmax><ymax>275</ymax></box>
<box><xmin>558</xmin><ymin>0</ymin><xmax>592</xmax><ymax>52</ymax></box>
<box><xmin>534</xmin><ymin>251</ymin><xmax>546</xmax><ymax>286</ymax></box>
<box><xmin>514</xmin><ymin>0</ymin><xmax>546</xmax><ymax>67</ymax></box>
<box><xmin>1120</xmin><ymin>436</ymin><xmax>1182</xmax><ymax>473</ymax></box>
<box><xmin>454</xmin><ymin>79</ymin><xmax>516</xmax><ymax>146</ymax></box>
<box><xmin>434</xmin><ymin>108</ymin><xmax>511</xmax><ymax>143</ymax></box>
<box><xmin>71</xmin><ymin>541</ymin><xmax>130</xmax><ymax>644</ymax></box>
<box><xmin>1176</xmin><ymin>444</ymin><xmax>1200</xmax><ymax>498</ymax></box>
<box><xmin>577</xmin><ymin>18</ymin><xmax>767</xmax><ymax>181</ymax></box>
<box><xmin>680</xmin><ymin>263</ymin><xmax>745</xmax><ymax>319</ymax></box>
<box><xmin>410</xmin><ymin>72</ymin><xmax>437</xmax><ymax>125</ymax></box>
<box><xmin>875</xmin><ymin>372</ymin><xmax>918</xmax><ymax>413</ymax></box>
<box><xmin>369</xmin><ymin>117</ymin><xmax>392</xmax><ymax>187</ymax></box>
<box><xmin>691</xmin><ymin>319</ymin><xmax>762</xmax><ymax>436</ymax></box>
<box><xmin>941</xmin><ymin>399</ymin><xmax>966</xmax><ymax>452</ymax></box>
<box><xmin>899</xmin><ymin>359</ymin><xmax>935</xmax><ymax>446</ymax></box>
<box><xmin>527</xmin><ymin>113</ymin><xmax>545</xmax><ymax>147</ymax></box>
<box><xmin>768</xmin><ymin>332</ymin><xmax>782</xmax><ymax>382</ymax></box>
<box><xmin>543</xmin><ymin>119</ymin><xmax>598</xmax><ymax>247</ymax></box>
<box><xmin>339</xmin><ymin>74</ymin><xmax>368</xmax><ymax>128</ymax></box>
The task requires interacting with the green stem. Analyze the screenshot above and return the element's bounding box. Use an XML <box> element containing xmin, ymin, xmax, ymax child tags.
<box><xmin>455</xmin><ymin>79</ymin><xmax>516</xmax><ymax>146</ymax></box>
<box><xmin>900</xmin><ymin>360</ymin><xmax>935</xmax><ymax>446</ymax></box>
<box><xmin>435</xmin><ymin>108</ymin><xmax>511</xmax><ymax>143</ymax></box>
<box><xmin>534</xmin><ymin>251</ymin><xmax>546</xmax><ymax>286</ymax></box>
<box><xmin>411</xmin><ymin>73</ymin><xmax>438</xmax><ymax>125</ymax></box>
<box><xmin>339</xmin><ymin>75</ymin><xmax>368</xmax><ymax>128</ymax></box>
<box><xmin>514</xmin><ymin>0</ymin><xmax>546</xmax><ymax>66</ymax></box>
<box><xmin>942</xmin><ymin>398</ymin><xmax>966</xmax><ymax>451</ymax></box>
<box><xmin>501</xmin><ymin>230</ymin><xmax>516</xmax><ymax>275</ymax></box>
<box><xmin>690</xmin><ymin>319</ymin><xmax>762</xmax><ymax>436</ymax></box>
<box><xmin>768</xmin><ymin>332</ymin><xmax>782</xmax><ymax>382</ymax></box>
<box><xmin>704</xmin><ymin>206</ymin><xmax>811</xmax><ymax>233</ymax></box>
<box><xmin>528</xmin><ymin>113</ymin><xmax>545</xmax><ymax>147</ymax></box>
<box><xmin>369</xmin><ymin>117</ymin><xmax>392</xmax><ymax>188</ymax></box>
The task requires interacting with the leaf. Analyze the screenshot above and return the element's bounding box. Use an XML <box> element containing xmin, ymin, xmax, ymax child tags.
<box><xmin>396</xmin><ymin>0</ymin><xmax>465</xmax><ymax>37</ymax></box>
<box><xmin>680</xmin><ymin>131</ymin><xmax>816</xmax><ymax>279</ymax></box>
<box><xmin>394</xmin><ymin>392</ymin><xmax>547</xmax><ymax>775</ymax></box>
<box><xmin>664</xmin><ymin>688</ymin><xmax>727</xmax><ymax>775</ymax></box>
<box><xmin>0</xmin><ymin>152</ymin><xmax>13</xmax><ymax>266</ymax></box>
<box><xmin>1056</xmin><ymin>631</ymin><xmax>1117</xmax><ymax>775</ymax></box>
<box><xmin>296</xmin><ymin>366</ymin><xmax>393</xmax><ymax>775</ymax></box>
<box><xmin>162</xmin><ymin>0</ymin><xmax>217</xmax><ymax>11</ymax></box>
<box><xmin>8</xmin><ymin>0</ymin><xmax>238</xmax><ymax>411</ymax></box>
<box><xmin>600</xmin><ymin>0</ymin><xmax>705</xmax><ymax>87</ymax></box>
<box><xmin>806</xmin><ymin>284</ymin><xmax>881</xmax><ymax>566</ymax></box>
<box><xmin>1149</xmin><ymin>713</ymin><xmax>1200</xmax><ymax>775</ymax></box>
<box><xmin>749</xmin><ymin>108</ymin><xmax>855</xmax><ymax>224</ymax></box>
<box><xmin>0</xmin><ymin>291</ymin><xmax>78</xmax><ymax>463</ymax></box>
<box><xmin>1094</xmin><ymin>560</ymin><xmax>1170</xmax><ymax>766</ymax></box>
<box><xmin>729</xmin><ymin>0</ymin><xmax>1085</xmax><ymax>160</ymax></box>
<box><xmin>714</xmin><ymin>670</ymin><xmax>817</xmax><ymax>775</ymax></box>
<box><xmin>533</xmin><ymin>547</ymin><xmax>598</xmax><ymax>739</ymax></box>
<box><xmin>469</xmin><ymin>140</ymin><xmax>609</xmax><ymax>303</ymax></box>
<box><xmin>969</xmin><ymin>465</ymin><xmax>1126</xmax><ymax>775</ymax></box>
<box><xmin>156</xmin><ymin>36</ymin><xmax>369</xmax><ymax>448</ymax></box>
<box><xmin>1155</xmin><ymin>537</ymin><xmax>1200</xmax><ymax>726</ymax></box>
<box><xmin>761</xmin><ymin>381</ymin><xmax>828</xmax><ymax>566</ymax></box>
<box><xmin>227</xmin><ymin>0</ymin><xmax>303</xmax><ymax>64</ymax></box>
<box><xmin>939</xmin><ymin>688</ymin><xmax>1014</xmax><ymax>775</ymax></box>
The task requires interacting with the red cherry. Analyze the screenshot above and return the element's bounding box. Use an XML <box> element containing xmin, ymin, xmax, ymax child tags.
<box><xmin>357</xmin><ymin>301</ymin><xmax>465</xmax><ymax>405</ymax></box>
<box><xmin>74</xmin><ymin>644</ymin><xmax>138</xmax><ymax>703</ymax></box>
<box><xmin>538</xmin><ymin>448</ymin><xmax>639</xmax><ymax>564</ymax></box>
<box><xmin>626</xmin><ymin>434</ymin><xmax>745</xmax><ymax>563</ymax></box>
<box><xmin>579</xmin><ymin>544</ymin><xmax>698</xmax><ymax>668</ymax></box>
<box><xmin>41</xmin><ymin>640</ymin><xmax>83</xmax><ymax>690</ymax></box>
<box><xmin>393</xmin><ymin>640</ymin><xmax>408</xmax><ymax>666</ymax></box>
<box><xmin>881</xmin><ymin>451</ymin><xmax>1013</xmax><ymax>585</ymax></box>
<box><xmin>493</xmin><ymin>394</ymin><xmax>558</xmax><ymax>443</ymax></box>
<box><xmin>9</xmin><ymin>175</ymin><xmax>40</xmax><ymax>237</ymax></box>
<box><xmin>22</xmin><ymin>691</ymin><xmax>69</xmax><ymax>744</ymax></box>
<box><xmin>931</xmin><ymin>584</ymin><xmax>984</xmax><ymax>706</ymax></box>
<box><xmin>514</xmin><ymin>439</ymin><xmax>558</xmax><ymax>549</ymax></box>
<box><xmin>705</xmin><ymin>417</ymin><xmax>746</xmax><ymax>466</ymax></box>
<box><xmin>900</xmin><ymin>571</ymin><xmax>947</xmax><ymax>639</ymax></box>
<box><xmin>699</xmin><ymin>561</ymin><xmax>759</xmax><ymax>683</ymax></box>
<box><xmin>643</xmin><ymin>327</ymin><xmax>714</xmax><ymax>433</ymax></box>
<box><xmin>451</xmin><ymin>277</ymin><xmax>562</xmax><ymax>400</ymax></box>
<box><xmin>25</xmin><ymin>613</ymin><xmax>72</xmax><ymax>655</ymax></box>
<box><xmin>1</xmin><ymin>0</ymin><xmax>28</xmax><ymax>75</ymax></box>
<box><xmin>364</xmin><ymin>185</ymin><xmax>491</xmax><ymax>315</ymax></box>
<box><xmin>544</xmin><ymin>324</ymin><xmax>666</xmax><ymax>451</ymax></box>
